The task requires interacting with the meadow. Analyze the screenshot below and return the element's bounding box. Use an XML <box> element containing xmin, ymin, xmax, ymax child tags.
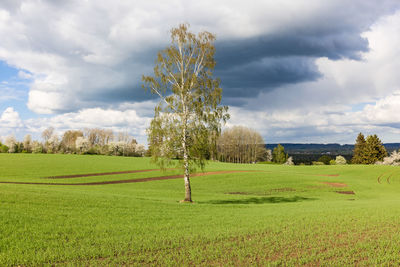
<box><xmin>1</xmin><ymin>153</ymin><xmax>400</xmax><ymax>266</ymax></box>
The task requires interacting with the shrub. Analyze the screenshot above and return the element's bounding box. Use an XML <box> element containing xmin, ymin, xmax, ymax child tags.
<box><xmin>329</xmin><ymin>160</ymin><xmax>336</xmax><ymax>165</ymax></box>
<box><xmin>0</xmin><ymin>144</ymin><xmax>9</xmax><ymax>153</ymax></box>
<box><xmin>312</xmin><ymin>161</ymin><xmax>324</xmax><ymax>165</ymax></box>
<box><xmin>85</xmin><ymin>147</ymin><xmax>99</xmax><ymax>155</ymax></box>
<box><xmin>318</xmin><ymin>155</ymin><xmax>332</xmax><ymax>165</ymax></box>
<box><xmin>284</xmin><ymin>156</ymin><xmax>294</xmax><ymax>165</ymax></box>
<box><xmin>335</xmin><ymin>155</ymin><xmax>347</xmax><ymax>165</ymax></box>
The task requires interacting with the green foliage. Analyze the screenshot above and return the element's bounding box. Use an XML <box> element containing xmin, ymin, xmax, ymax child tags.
<box><xmin>364</xmin><ymin>134</ymin><xmax>387</xmax><ymax>164</ymax></box>
<box><xmin>318</xmin><ymin>155</ymin><xmax>332</xmax><ymax>165</ymax></box>
<box><xmin>329</xmin><ymin>159</ymin><xmax>336</xmax><ymax>165</ymax></box>
<box><xmin>0</xmin><ymin>143</ymin><xmax>9</xmax><ymax>153</ymax></box>
<box><xmin>352</xmin><ymin>133</ymin><xmax>387</xmax><ymax>164</ymax></box>
<box><xmin>272</xmin><ymin>144</ymin><xmax>288</xmax><ymax>164</ymax></box>
<box><xmin>312</xmin><ymin>161</ymin><xmax>324</xmax><ymax>165</ymax></box>
<box><xmin>143</xmin><ymin>24</ymin><xmax>229</xmax><ymax>201</ymax></box>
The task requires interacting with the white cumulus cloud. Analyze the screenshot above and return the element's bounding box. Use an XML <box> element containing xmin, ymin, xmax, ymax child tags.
<box><xmin>0</xmin><ymin>107</ymin><xmax>24</xmax><ymax>129</ymax></box>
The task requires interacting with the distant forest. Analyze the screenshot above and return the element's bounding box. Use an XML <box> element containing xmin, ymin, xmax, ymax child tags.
<box><xmin>266</xmin><ymin>143</ymin><xmax>400</xmax><ymax>165</ymax></box>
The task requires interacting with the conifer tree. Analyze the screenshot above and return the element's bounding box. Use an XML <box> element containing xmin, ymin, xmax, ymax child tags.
<box><xmin>272</xmin><ymin>144</ymin><xmax>288</xmax><ymax>164</ymax></box>
<box><xmin>352</xmin><ymin>133</ymin><xmax>366</xmax><ymax>164</ymax></box>
<box><xmin>364</xmin><ymin>134</ymin><xmax>387</xmax><ymax>164</ymax></box>
<box><xmin>352</xmin><ymin>133</ymin><xmax>387</xmax><ymax>164</ymax></box>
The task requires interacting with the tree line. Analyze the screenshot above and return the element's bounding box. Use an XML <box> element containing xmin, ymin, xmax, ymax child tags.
<box><xmin>216</xmin><ymin>131</ymin><xmax>391</xmax><ymax>166</ymax></box>
<box><xmin>0</xmin><ymin>127</ymin><xmax>145</xmax><ymax>156</ymax></box>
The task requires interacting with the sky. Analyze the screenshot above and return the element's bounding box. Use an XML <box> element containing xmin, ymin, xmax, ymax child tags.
<box><xmin>1</xmin><ymin>0</ymin><xmax>400</xmax><ymax>145</ymax></box>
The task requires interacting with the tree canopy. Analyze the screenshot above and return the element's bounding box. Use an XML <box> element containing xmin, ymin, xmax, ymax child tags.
<box><xmin>272</xmin><ymin>144</ymin><xmax>288</xmax><ymax>164</ymax></box>
<box><xmin>143</xmin><ymin>24</ymin><xmax>229</xmax><ymax>202</ymax></box>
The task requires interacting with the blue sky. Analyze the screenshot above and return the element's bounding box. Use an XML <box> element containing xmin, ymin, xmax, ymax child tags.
<box><xmin>0</xmin><ymin>62</ymin><xmax>30</xmax><ymax>118</ymax></box>
<box><xmin>1</xmin><ymin>0</ymin><xmax>400</xmax><ymax>145</ymax></box>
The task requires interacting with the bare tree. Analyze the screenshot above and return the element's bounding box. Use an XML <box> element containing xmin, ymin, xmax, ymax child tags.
<box><xmin>42</xmin><ymin>127</ymin><xmax>54</xmax><ymax>143</ymax></box>
<box><xmin>217</xmin><ymin>126</ymin><xmax>267</xmax><ymax>163</ymax></box>
<box><xmin>61</xmin><ymin>130</ymin><xmax>83</xmax><ymax>153</ymax></box>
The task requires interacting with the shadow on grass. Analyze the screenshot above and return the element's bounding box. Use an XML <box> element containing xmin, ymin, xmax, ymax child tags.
<box><xmin>203</xmin><ymin>196</ymin><xmax>317</xmax><ymax>205</ymax></box>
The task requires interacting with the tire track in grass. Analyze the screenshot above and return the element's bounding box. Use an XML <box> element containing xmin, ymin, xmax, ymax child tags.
<box><xmin>386</xmin><ymin>170</ymin><xmax>400</xmax><ymax>184</ymax></box>
<box><xmin>387</xmin><ymin>173</ymin><xmax>393</xmax><ymax>184</ymax></box>
<box><xmin>0</xmin><ymin>170</ymin><xmax>259</xmax><ymax>186</ymax></box>
<box><xmin>43</xmin><ymin>169</ymin><xmax>167</xmax><ymax>179</ymax></box>
<box><xmin>377</xmin><ymin>172</ymin><xmax>391</xmax><ymax>184</ymax></box>
<box><xmin>377</xmin><ymin>171</ymin><xmax>400</xmax><ymax>184</ymax></box>
<box><xmin>0</xmin><ymin>169</ymin><xmax>343</xmax><ymax>187</ymax></box>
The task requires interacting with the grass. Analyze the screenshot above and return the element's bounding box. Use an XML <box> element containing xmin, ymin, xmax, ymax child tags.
<box><xmin>1</xmin><ymin>154</ymin><xmax>400</xmax><ymax>265</ymax></box>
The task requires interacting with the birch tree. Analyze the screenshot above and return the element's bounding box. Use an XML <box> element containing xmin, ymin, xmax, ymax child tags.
<box><xmin>217</xmin><ymin>126</ymin><xmax>268</xmax><ymax>163</ymax></box>
<box><xmin>143</xmin><ymin>24</ymin><xmax>229</xmax><ymax>202</ymax></box>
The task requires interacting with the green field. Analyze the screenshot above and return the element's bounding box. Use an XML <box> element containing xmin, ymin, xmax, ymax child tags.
<box><xmin>1</xmin><ymin>154</ymin><xmax>400</xmax><ymax>266</ymax></box>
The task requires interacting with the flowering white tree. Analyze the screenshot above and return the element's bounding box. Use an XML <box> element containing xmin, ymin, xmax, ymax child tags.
<box><xmin>135</xmin><ymin>144</ymin><xmax>146</xmax><ymax>156</ymax></box>
<box><xmin>47</xmin><ymin>134</ymin><xmax>59</xmax><ymax>153</ymax></box>
<box><xmin>335</xmin><ymin>155</ymin><xmax>347</xmax><ymax>165</ymax></box>
<box><xmin>75</xmin><ymin>137</ymin><xmax>89</xmax><ymax>154</ymax></box>
<box><xmin>31</xmin><ymin>141</ymin><xmax>43</xmax><ymax>153</ymax></box>
<box><xmin>23</xmin><ymin>134</ymin><xmax>32</xmax><ymax>153</ymax></box>
<box><xmin>377</xmin><ymin>150</ymin><xmax>400</xmax><ymax>166</ymax></box>
<box><xmin>284</xmin><ymin>156</ymin><xmax>294</xmax><ymax>165</ymax></box>
<box><xmin>108</xmin><ymin>141</ymin><xmax>126</xmax><ymax>156</ymax></box>
<box><xmin>4</xmin><ymin>135</ymin><xmax>17</xmax><ymax>153</ymax></box>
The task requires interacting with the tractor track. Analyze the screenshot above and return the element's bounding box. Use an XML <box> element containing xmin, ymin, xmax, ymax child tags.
<box><xmin>0</xmin><ymin>170</ymin><xmax>257</xmax><ymax>186</ymax></box>
<box><xmin>43</xmin><ymin>169</ymin><xmax>166</xmax><ymax>179</ymax></box>
<box><xmin>377</xmin><ymin>171</ymin><xmax>400</xmax><ymax>184</ymax></box>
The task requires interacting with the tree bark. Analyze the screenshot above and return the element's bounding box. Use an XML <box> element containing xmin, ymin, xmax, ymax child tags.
<box><xmin>181</xmin><ymin>109</ymin><xmax>192</xmax><ymax>202</ymax></box>
<box><xmin>182</xmin><ymin>137</ymin><xmax>192</xmax><ymax>202</ymax></box>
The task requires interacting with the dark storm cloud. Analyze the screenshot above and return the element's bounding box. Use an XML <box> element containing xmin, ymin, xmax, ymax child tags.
<box><xmin>134</xmin><ymin>25</ymin><xmax>365</xmax><ymax>106</ymax></box>
<box><xmin>209</xmin><ymin>1</ymin><xmax>400</xmax><ymax>106</ymax></box>
<box><xmin>213</xmin><ymin>29</ymin><xmax>370</xmax><ymax>105</ymax></box>
<box><xmin>113</xmin><ymin>3</ymin><xmax>387</xmax><ymax>107</ymax></box>
<box><xmin>3</xmin><ymin>0</ymin><xmax>398</xmax><ymax>114</ymax></box>
<box><xmin>90</xmin><ymin>85</ymin><xmax>158</xmax><ymax>103</ymax></box>
<box><xmin>216</xmin><ymin>31</ymin><xmax>368</xmax><ymax>67</ymax></box>
<box><xmin>217</xmin><ymin>57</ymin><xmax>321</xmax><ymax>99</ymax></box>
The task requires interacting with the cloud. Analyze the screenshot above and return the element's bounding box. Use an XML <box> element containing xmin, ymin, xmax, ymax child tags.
<box><xmin>0</xmin><ymin>107</ymin><xmax>23</xmax><ymax>128</ymax></box>
<box><xmin>0</xmin><ymin>1</ymin><xmax>399</xmax><ymax>144</ymax></box>
<box><xmin>218</xmin><ymin>57</ymin><xmax>321</xmax><ymax>101</ymax></box>
<box><xmin>0</xmin><ymin>85</ymin><xmax>25</xmax><ymax>102</ymax></box>
<box><xmin>17</xmin><ymin>70</ymin><xmax>32</xmax><ymax>80</ymax></box>
<box><xmin>362</xmin><ymin>92</ymin><xmax>400</xmax><ymax>127</ymax></box>
<box><xmin>0</xmin><ymin>0</ymin><xmax>398</xmax><ymax>114</ymax></box>
<box><xmin>237</xmin><ymin>9</ymin><xmax>400</xmax><ymax>113</ymax></box>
